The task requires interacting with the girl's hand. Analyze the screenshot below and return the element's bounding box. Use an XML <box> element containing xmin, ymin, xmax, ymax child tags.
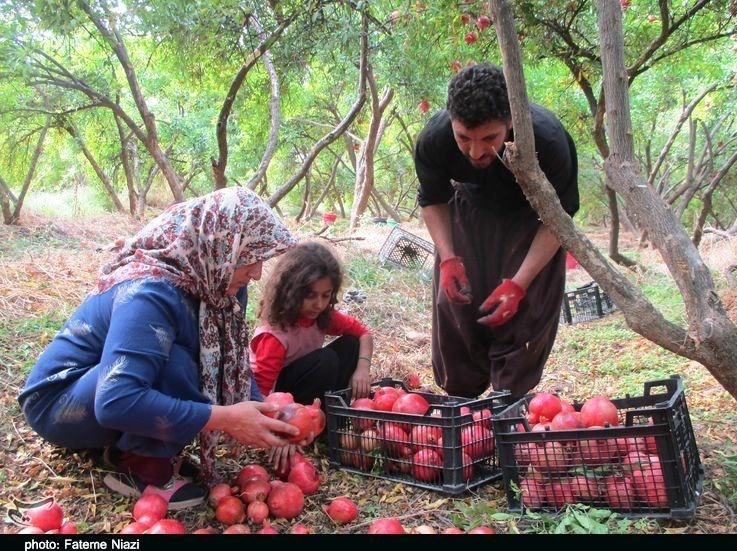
<box><xmin>350</xmin><ymin>363</ymin><xmax>371</xmax><ymax>399</ymax></box>
<box><xmin>267</xmin><ymin>444</ymin><xmax>300</xmax><ymax>473</ymax></box>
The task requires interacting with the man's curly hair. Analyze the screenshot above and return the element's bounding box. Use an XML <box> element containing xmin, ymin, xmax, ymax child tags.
<box><xmin>446</xmin><ymin>62</ymin><xmax>511</xmax><ymax>128</ymax></box>
<box><xmin>257</xmin><ymin>241</ymin><xmax>342</xmax><ymax>331</ymax></box>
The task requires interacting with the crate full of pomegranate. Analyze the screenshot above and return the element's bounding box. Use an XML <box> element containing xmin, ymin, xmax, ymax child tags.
<box><xmin>491</xmin><ymin>375</ymin><xmax>703</xmax><ymax>519</ymax></box>
<box><xmin>324</xmin><ymin>378</ymin><xmax>510</xmax><ymax>494</ymax></box>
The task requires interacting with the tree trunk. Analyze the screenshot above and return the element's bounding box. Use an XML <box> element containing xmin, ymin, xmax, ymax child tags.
<box><xmin>491</xmin><ymin>0</ymin><xmax>737</xmax><ymax>400</ymax></box>
<box><xmin>78</xmin><ymin>1</ymin><xmax>184</xmax><ymax>203</ymax></box>
<box><xmin>63</xmin><ymin>120</ymin><xmax>125</xmax><ymax>213</ymax></box>
<box><xmin>349</xmin><ymin>68</ymin><xmax>394</xmax><ymax>230</ymax></box>
<box><xmin>212</xmin><ymin>14</ymin><xmax>291</xmax><ymax>190</ymax></box>
<box><xmin>115</xmin><ymin>113</ymin><xmax>139</xmax><ymax>216</ymax></box>
<box><xmin>267</xmin><ymin>11</ymin><xmax>369</xmax><ymax>208</ymax></box>
<box><xmin>11</xmin><ymin>114</ymin><xmax>51</xmax><ymax>224</ymax></box>
<box><xmin>0</xmin><ymin>175</ymin><xmax>14</xmax><ymax>224</ymax></box>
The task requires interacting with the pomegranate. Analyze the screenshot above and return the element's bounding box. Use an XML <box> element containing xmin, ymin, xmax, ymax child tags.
<box><xmin>59</xmin><ymin>521</ymin><xmax>77</xmax><ymax>534</ymax></box>
<box><xmin>208</xmin><ymin>483</ymin><xmax>234</xmax><ymax>507</ymax></box>
<box><xmin>472</xmin><ymin>408</ymin><xmax>493</xmax><ymax>429</ymax></box>
<box><xmin>550</xmin><ymin>411</ymin><xmax>584</xmax><ymax>431</ymax></box>
<box><xmin>239</xmin><ymin>478</ymin><xmax>272</xmax><ymax>503</ymax></box>
<box><xmin>577</xmin><ymin>431</ymin><xmax>613</xmax><ymax>466</ymax></box>
<box><xmin>305</xmin><ymin>398</ymin><xmax>326</xmax><ymax>436</ymax></box>
<box><xmin>410</xmin><ymin>424</ymin><xmax>442</xmax><ymax>451</ymax></box>
<box><xmin>215</xmin><ymin>496</ymin><xmax>246</xmax><ymax>525</ymax></box>
<box><xmin>442</xmin><ymin>526</ymin><xmax>465</xmax><ymax>534</ymax></box>
<box><xmin>468</xmin><ymin>525</ymin><xmax>496</xmax><ymax>534</ymax></box>
<box><xmin>528</xmin><ymin>393</ymin><xmax>563</xmax><ymax>423</ymax></box>
<box><xmin>192</xmin><ymin>527</ymin><xmax>219</xmax><ymax>534</ymax></box>
<box><xmin>529</xmin><ymin>441</ymin><xmax>569</xmax><ymax>474</ymax></box>
<box><xmin>351</xmin><ymin>398</ymin><xmax>377</xmax><ymax>431</ymax></box>
<box><xmin>520</xmin><ymin>477</ymin><xmax>546</xmax><ymax>508</ymax></box>
<box><xmin>222</xmin><ymin>524</ymin><xmax>251</xmax><ymax>534</ymax></box>
<box><xmin>406</xmin><ymin>373</ymin><xmax>421</xmax><ymax>389</ymax></box>
<box><xmin>339</xmin><ymin>430</ymin><xmax>361</xmax><ymax>450</ymax></box>
<box><xmin>25</xmin><ymin>501</ymin><xmax>64</xmax><ymax>532</ymax></box>
<box><xmin>580</xmin><ymin>395</ymin><xmax>619</xmax><ymax>427</ymax></box>
<box><xmin>18</xmin><ymin>527</ymin><xmax>45</xmax><ymax>534</ymax></box>
<box><xmin>263</xmin><ymin>392</ymin><xmax>295</xmax><ymax>417</ymax></box>
<box><xmin>144</xmin><ymin>519</ymin><xmax>186</xmax><ymax>534</ymax></box>
<box><xmin>277</xmin><ymin>402</ymin><xmax>317</xmax><ymax>444</ymax></box>
<box><xmin>368</xmin><ymin>517</ymin><xmax>406</xmax><ymax>534</ymax></box>
<box><xmin>360</xmin><ymin>429</ymin><xmax>382</xmax><ymax>452</ymax></box>
<box><xmin>460</xmin><ymin>451</ymin><xmax>474</xmax><ymax>481</ymax></box>
<box><xmin>632</xmin><ymin>457</ymin><xmax>668</xmax><ymax>507</ymax></box>
<box><xmin>247</xmin><ymin>500</ymin><xmax>270</xmax><ymax>524</ymax></box>
<box><xmin>133</xmin><ymin>494</ymin><xmax>168</xmax><ymax>523</ymax></box>
<box><xmin>604</xmin><ymin>476</ymin><xmax>635</xmax><ymax>509</ymax></box>
<box><xmin>323</xmin><ymin>497</ymin><xmax>358</xmax><ymax>525</ymax></box>
<box><xmin>287</xmin><ymin>459</ymin><xmax>322</xmax><ymax>495</ymax></box>
<box><xmin>379</xmin><ymin>422</ymin><xmax>410</xmax><ymax>456</ymax></box>
<box><xmin>291</xmin><ymin>524</ymin><xmax>312</xmax><ymax>534</ymax></box>
<box><xmin>411</xmin><ymin>448</ymin><xmax>443</xmax><ymax>481</ymax></box>
<box><xmin>476</xmin><ymin>15</ymin><xmax>491</xmax><ymax>31</ymax></box>
<box><xmin>373</xmin><ymin>387</ymin><xmax>401</xmax><ymax>411</ymax></box>
<box><xmin>119</xmin><ymin>522</ymin><xmax>149</xmax><ymax>534</ymax></box>
<box><xmin>266</xmin><ymin>481</ymin><xmax>304</xmax><ymax>519</ymax></box>
<box><xmin>461</xmin><ymin>424</ymin><xmax>494</xmax><ymax>460</ymax></box>
<box><xmin>546</xmin><ymin>480</ymin><xmax>576</xmax><ymax>508</ymax></box>
<box><xmin>464</xmin><ymin>31</ymin><xmax>477</xmax><ymax>45</ymax></box>
<box><xmin>570</xmin><ymin>474</ymin><xmax>601</xmax><ymax>501</ymax></box>
<box><xmin>391</xmin><ymin>393</ymin><xmax>430</xmax><ymax>415</ymax></box>
<box><xmin>235</xmin><ymin>463</ymin><xmax>270</xmax><ymax>488</ymax></box>
<box><xmin>256</xmin><ymin>521</ymin><xmax>279</xmax><ymax>534</ymax></box>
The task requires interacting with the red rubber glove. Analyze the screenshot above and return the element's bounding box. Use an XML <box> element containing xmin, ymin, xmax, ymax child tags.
<box><xmin>439</xmin><ymin>256</ymin><xmax>472</xmax><ymax>304</ymax></box>
<box><xmin>478</xmin><ymin>279</ymin><xmax>526</xmax><ymax>327</ymax></box>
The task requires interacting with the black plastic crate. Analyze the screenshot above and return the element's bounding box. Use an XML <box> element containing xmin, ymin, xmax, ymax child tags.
<box><xmin>560</xmin><ymin>282</ymin><xmax>617</xmax><ymax>325</ymax></box>
<box><xmin>378</xmin><ymin>227</ymin><xmax>435</xmax><ymax>270</ymax></box>
<box><xmin>325</xmin><ymin>378</ymin><xmax>511</xmax><ymax>494</ymax></box>
<box><xmin>491</xmin><ymin>375</ymin><xmax>703</xmax><ymax>519</ymax></box>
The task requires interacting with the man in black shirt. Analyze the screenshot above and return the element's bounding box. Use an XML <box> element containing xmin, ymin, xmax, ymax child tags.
<box><xmin>414</xmin><ymin>62</ymin><xmax>579</xmax><ymax>399</ymax></box>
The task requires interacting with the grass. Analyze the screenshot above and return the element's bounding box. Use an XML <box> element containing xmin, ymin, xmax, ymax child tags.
<box><xmin>0</xmin><ymin>313</ymin><xmax>67</xmax><ymax>375</ymax></box>
<box><xmin>2</xmin><ymin>206</ymin><xmax>736</xmax><ymax>534</ymax></box>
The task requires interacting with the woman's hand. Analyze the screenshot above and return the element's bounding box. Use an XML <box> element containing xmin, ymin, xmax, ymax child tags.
<box><xmin>206</xmin><ymin>401</ymin><xmax>300</xmax><ymax>448</ymax></box>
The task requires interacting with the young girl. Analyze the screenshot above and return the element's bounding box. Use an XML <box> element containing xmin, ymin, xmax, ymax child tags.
<box><xmin>250</xmin><ymin>241</ymin><xmax>373</xmax><ymax>407</ymax></box>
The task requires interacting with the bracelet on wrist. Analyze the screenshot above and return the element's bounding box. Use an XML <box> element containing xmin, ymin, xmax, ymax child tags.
<box><xmin>358</xmin><ymin>356</ymin><xmax>371</xmax><ymax>364</ymax></box>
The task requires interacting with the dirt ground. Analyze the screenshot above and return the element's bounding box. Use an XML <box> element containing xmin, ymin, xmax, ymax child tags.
<box><xmin>1</xmin><ymin>212</ymin><xmax>736</xmax><ymax>534</ymax></box>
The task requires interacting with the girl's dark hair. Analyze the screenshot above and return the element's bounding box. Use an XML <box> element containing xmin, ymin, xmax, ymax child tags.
<box><xmin>446</xmin><ymin>62</ymin><xmax>511</xmax><ymax>128</ymax></box>
<box><xmin>258</xmin><ymin>241</ymin><xmax>343</xmax><ymax>330</ymax></box>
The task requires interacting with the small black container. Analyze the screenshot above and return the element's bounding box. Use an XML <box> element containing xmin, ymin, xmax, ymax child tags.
<box><xmin>492</xmin><ymin>375</ymin><xmax>703</xmax><ymax>519</ymax></box>
<box><xmin>560</xmin><ymin>282</ymin><xmax>617</xmax><ymax>325</ymax></box>
<box><xmin>325</xmin><ymin>378</ymin><xmax>510</xmax><ymax>494</ymax></box>
<box><xmin>378</xmin><ymin>227</ymin><xmax>435</xmax><ymax>270</ymax></box>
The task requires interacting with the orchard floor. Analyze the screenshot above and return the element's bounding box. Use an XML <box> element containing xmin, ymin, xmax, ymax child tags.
<box><xmin>1</xmin><ymin>210</ymin><xmax>736</xmax><ymax>535</ymax></box>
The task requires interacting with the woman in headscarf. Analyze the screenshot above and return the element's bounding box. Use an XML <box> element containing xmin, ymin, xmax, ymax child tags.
<box><xmin>18</xmin><ymin>187</ymin><xmax>298</xmax><ymax>510</ymax></box>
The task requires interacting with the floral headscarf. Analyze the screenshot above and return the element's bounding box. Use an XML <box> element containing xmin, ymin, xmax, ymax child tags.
<box><xmin>95</xmin><ymin>187</ymin><xmax>296</xmax><ymax>482</ymax></box>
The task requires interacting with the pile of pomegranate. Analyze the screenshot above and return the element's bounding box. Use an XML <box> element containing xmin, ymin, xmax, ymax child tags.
<box><xmin>336</xmin><ymin>385</ymin><xmax>495</xmax><ymax>485</ymax></box>
<box><xmin>510</xmin><ymin>392</ymin><xmax>670</xmax><ymax>511</ymax></box>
